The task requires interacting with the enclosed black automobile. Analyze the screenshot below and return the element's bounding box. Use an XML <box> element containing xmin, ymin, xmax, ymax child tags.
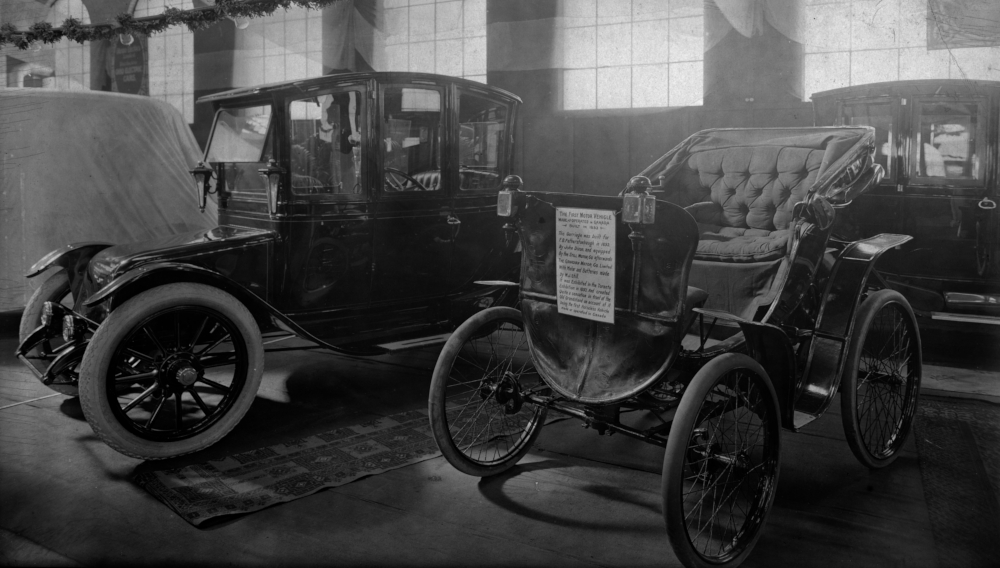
<box><xmin>813</xmin><ymin>80</ymin><xmax>999</xmax><ymax>328</ymax></box>
<box><xmin>17</xmin><ymin>72</ymin><xmax>523</xmax><ymax>460</ymax></box>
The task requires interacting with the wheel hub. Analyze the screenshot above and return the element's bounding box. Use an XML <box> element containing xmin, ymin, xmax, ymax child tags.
<box><xmin>159</xmin><ymin>355</ymin><xmax>202</xmax><ymax>392</ymax></box>
<box><xmin>494</xmin><ymin>372</ymin><xmax>524</xmax><ymax>414</ymax></box>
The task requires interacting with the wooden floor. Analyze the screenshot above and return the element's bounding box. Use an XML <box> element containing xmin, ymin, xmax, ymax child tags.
<box><xmin>0</xmin><ymin>326</ymin><xmax>995</xmax><ymax>567</ymax></box>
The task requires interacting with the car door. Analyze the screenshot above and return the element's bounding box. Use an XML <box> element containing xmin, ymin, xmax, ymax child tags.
<box><xmin>901</xmin><ymin>95</ymin><xmax>994</xmax><ymax>281</ymax></box>
<box><xmin>370</xmin><ymin>81</ymin><xmax>455</xmax><ymax>306</ymax></box>
<box><xmin>276</xmin><ymin>83</ymin><xmax>376</xmax><ymax>331</ymax></box>
<box><xmin>446</xmin><ymin>85</ymin><xmax>519</xmax><ymax>290</ymax></box>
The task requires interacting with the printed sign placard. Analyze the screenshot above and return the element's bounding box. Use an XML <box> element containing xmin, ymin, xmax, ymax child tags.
<box><xmin>556</xmin><ymin>207</ymin><xmax>616</xmax><ymax>323</ymax></box>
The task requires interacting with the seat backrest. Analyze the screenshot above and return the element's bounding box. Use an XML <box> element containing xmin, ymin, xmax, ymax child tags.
<box><xmin>413</xmin><ymin>171</ymin><xmax>443</xmax><ymax>191</ymax></box>
<box><xmin>676</xmin><ymin>145</ymin><xmax>825</xmax><ymax>231</ymax></box>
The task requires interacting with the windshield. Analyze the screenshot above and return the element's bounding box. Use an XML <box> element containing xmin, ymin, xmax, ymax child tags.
<box><xmin>206</xmin><ymin>105</ymin><xmax>272</xmax><ymax>162</ymax></box>
<box><xmin>205</xmin><ymin>105</ymin><xmax>274</xmax><ymax>195</ymax></box>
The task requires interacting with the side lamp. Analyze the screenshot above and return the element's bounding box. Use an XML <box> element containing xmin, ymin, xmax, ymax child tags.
<box><xmin>622</xmin><ymin>176</ymin><xmax>656</xmax><ymax>225</ymax></box>
<box><xmin>258</xmin><ymin>159</ymin><xmax>284</xmax><ymax>215</ymax></box>
<box><xmin>497</xmin><ymin>175</ymin><xmax>523</xmax><ymax>217</ymax></box>
<box><xmin>190</xmin><ymin>161</ymin><xmax>215</xmax><ymax>212</ymax></box>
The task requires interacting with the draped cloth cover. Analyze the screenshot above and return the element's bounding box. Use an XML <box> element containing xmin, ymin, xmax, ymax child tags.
<box><xmin>0</xmin><ymin>88</ymin><xmax>215</xmax><ymax>310</ymax></box>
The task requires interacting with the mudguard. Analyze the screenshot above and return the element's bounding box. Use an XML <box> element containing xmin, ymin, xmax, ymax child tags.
<box><xmin>27</xmin><ymin>242</ymin><xmax>114</xmax><ymax>278</ymax></box>
<box><xmin>692</xmin><ymin>307</ymin><xmax>797</xmax><ymax>430</ymax></box>
<box><xmin>26</xmin><ymin>243</ymin><xmax>114</xmax><ymax>301</ymax></box>
<box><xmin>795</xmin><ymin>233</ymin><xmax>914</xmax><ymax>428</ymax></box>
<box><xmin>83</xmin><ymin>261</ymin><xmax>386</xmax><ymax>357</ymax></box>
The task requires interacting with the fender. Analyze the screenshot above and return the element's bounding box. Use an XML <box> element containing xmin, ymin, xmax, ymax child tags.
<box><xmin>795</xmin><ymin>233</ymin><xmax>914</xmax><ymax>426</ymax></box>
<box><xmin>26</xmin><ymin>242</ymin><xmax>114</xmax><ymax>278</ymax></box>
<box><xmin>692</xmin><ymin>307</ymin><xmax>797</xmax><ymax>431</ymax></box>
<box><xmin>83</xmin><ymin>262</ymin><xmax>387</xmax><ymax>357</ymax></box>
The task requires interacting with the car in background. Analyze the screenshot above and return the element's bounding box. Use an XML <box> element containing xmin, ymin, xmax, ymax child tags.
<box><xmin>813</xmin><ymin>80</ymin><xmax>999</xmax><ymax>329</ymax></box>
<box><xmin>17</xmin><ymin>72</ymin><xmax>523</xmax><ymax>460</ymax></box>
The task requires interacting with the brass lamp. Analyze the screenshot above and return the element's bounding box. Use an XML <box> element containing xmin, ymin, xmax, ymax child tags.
<box><xmin>190</xmin><ymin>161</ymin><xmax>214</xmax><ymax>211</ymax></box>
<box><xmin>622</xmin><ymin>176</ymin><xmax>656</xmax><ymax>225</ymax></box>
<box><xmin>258</xmin><ymin>159</ymin><xmax>284</xmax><ymax>215</ymax></box>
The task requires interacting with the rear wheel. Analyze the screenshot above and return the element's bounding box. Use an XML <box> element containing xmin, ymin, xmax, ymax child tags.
<box><xmin>78</xmin><ymin>283</ymin><xmax>264</xmax><ymax>460</ymax></box>
<box><xmin>840</xmin><ymin>289</ymin><xmax>921</xmax><ymax>469</ymax></box>
<box><xmin>18</xmin><ymin>270</ymin><xmax>80</xmax><ymax>395</ymax></box>
<box><xmin>663</xmin><ymin>353</ymin><xmax>781</xmax><ymax>568</ymax></box>
<box><xmin>429</xmin><ymin>307</ymin><xmax>547</xmax><ymax>477</ymax></box>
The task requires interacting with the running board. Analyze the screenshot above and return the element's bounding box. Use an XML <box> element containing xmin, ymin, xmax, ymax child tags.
<box><xmin>930</xmin><ymin>312</ymin><xmax>1000</xmax><ymax>326</ymax></box>
<box><xmin>376</xmin><ymin>333</ymin><xmax>452</xmax><ymax>352</ymax></box>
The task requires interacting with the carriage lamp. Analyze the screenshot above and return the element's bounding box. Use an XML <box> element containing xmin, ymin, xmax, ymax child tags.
<box><xmin>258</xmin><ymin>159</ymin><xmax>284</xmax><ymax>215</ymax></box>
<box><xmin>190</xmin><ymin>161</ymin><xmax>214</xmax><ymax>212</ymax></box>
<box><xmin>497</xmin><ymin>175</ymin><xmax>523</xmax><ymax>217</ymax></box>
<box><xmin>622</xmin><ymin>176</ymin><xmax>656</xmax><ymax>225</ymax></box>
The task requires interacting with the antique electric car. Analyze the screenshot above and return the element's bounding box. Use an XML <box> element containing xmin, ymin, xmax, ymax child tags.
<box><xmin>429</xmin><ymin>127</ymin><xmax>921</xmax><ymax>568</ymax></box>
<box><xmin>813</xmin><ymin>80</ymin><xmax>1000</xmax><ymax>328</ymax></box>
<box><xmin>17</xmin><ymin>72</ymin><xmax>522</xmax><ymax>460</ymax></box>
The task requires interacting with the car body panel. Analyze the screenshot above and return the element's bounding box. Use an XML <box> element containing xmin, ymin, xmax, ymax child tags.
<box><xmin>25</xmin><ymin>72</ymin><xmax>523</xmax><ymax>352</ymax></box>
<box><xmin>813</xmin><ymin>80</ymin><xmax>1000</xmax><ymax>325</ymax></box>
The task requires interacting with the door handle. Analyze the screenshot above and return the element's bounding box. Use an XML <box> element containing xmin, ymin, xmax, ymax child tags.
<box><xmin>445</xmin><ymin>214</ymin><xmax>461</xmax><ymax>241</ymax></box>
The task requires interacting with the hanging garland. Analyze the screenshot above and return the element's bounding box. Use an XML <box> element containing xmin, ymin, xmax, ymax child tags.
<box><xmin>0</xmin><ymin>0</ymin><xmax>346</xmax><ymax>50</ymax></box>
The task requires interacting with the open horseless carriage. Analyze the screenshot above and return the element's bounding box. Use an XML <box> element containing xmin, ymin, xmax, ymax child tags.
<box><xmin>428</xmin><ymin>127</ymin><xmax>922</xmax><ymax>567</ymax></box>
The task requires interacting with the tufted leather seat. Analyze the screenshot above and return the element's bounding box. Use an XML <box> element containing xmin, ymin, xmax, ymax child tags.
<box><xmin>670</xmin><ymin>145</ymin><xmax>823</xmax><ymax>262</ymax></box>
<box><xmin>412</xmin><ymin>171</ymin><xmax>442</xmax><ymax>191</ymax></box>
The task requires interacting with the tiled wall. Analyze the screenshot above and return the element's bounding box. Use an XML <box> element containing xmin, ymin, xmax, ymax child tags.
<box><xmin>561</xmin><ymin>0</ymin><xmax>704</xmax><ymax>110</ymax></box>
<box><xmin>380</xmin><ymin>0</ymin><xmax>488</xmax><ymax>83</ymax></box>
<box><xmin>136</xmin><ymin>0</ymin><xmax>195</xmax><ymax>122</ymax></box>
<box><xmin>805</xmin><ymin>0</ymin><xmax>1000</xmax><ymax>97</ymax></box>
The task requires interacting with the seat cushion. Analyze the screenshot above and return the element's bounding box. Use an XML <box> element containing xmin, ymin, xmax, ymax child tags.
<box><xmin>694</xmin><ymin>224</ymin><xmax>789</xmax><ymax>263</ymax></box>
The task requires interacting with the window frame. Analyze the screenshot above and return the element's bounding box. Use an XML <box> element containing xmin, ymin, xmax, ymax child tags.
<box><xmin>455</xmin><ymin>86</ymin><xmax>513</xmax><ymax>193</ymax></box>
<box><xmin>908</xmin><ymin>97</ymin><xmax>989</xmax><ymax>189</ymax></box>
<box><xmin>204</xmin><ymin>103</ymin><xmax>277</xmax><ymax>199</ymax></box>
<box><xmin>838</xmin><ymin>97</ymin><xmax>898</xmax><ymax>186</ymax></box>
<box><xmin>285</xmin><ymin>84</ymin><xmax>369</xmax><ymax>202</ymax></box>
<box><xmin>377</xmin><ymin>81</ymin><xmax>448</xmax><ymax>199</ymax></box>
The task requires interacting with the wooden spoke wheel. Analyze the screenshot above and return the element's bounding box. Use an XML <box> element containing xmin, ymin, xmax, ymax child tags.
<box><xmin>78</xmin><ymin>283</ymin><xmax>264</xmax><ymax>460</ymax></box>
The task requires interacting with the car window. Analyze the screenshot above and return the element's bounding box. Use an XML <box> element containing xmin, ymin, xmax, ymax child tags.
<box><xmin>382</xmin><ymin>86</ymin><xmax>443</xmax><ymax>193</ymax></box>
<box><xmin>458</xmin><ymin>90</ymin><xmax>509</xmax><ymax>191</ymax></box>
<box><xmin>206</xmin><ymin>105</ymin><xmax>274</xmax><ymax>195</ymax></box>
<box><xmin>841</xmin><ymin>101</ymin><xmax>893</xmax><ymax>183</ymax></box>
<box><xmin>289</xmin><ymin>90</ymin><xmax>365</xmax><ymax>198</ymax></box>
<box><xmin>912</xmin><ymin>100</ymin><xmax>984</xmax><ymax>184</ymax></box>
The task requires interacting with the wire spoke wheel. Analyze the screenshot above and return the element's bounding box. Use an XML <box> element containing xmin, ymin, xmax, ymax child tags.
<box><xmin>79</xmin><ymin>283</ymin><xmax>263</xmax><ymax>460</ymax></box>
<box><xmin>663</xmin><ymin>353</ymin><xmax>780</xmax><ymax>568</ymax></box>
<box><xmin>841</xmin><ymin>289</ymin><xmax>921</xmax><ymax>469</ymax></box>
<box><xmin>429</xmin><ymin>307</ymin><xmax>547</xmax><ymax>477</ymax></box>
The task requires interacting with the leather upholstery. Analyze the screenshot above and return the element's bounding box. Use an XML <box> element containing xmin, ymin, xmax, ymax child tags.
<box><xmin>412</xmin><ymin>171</ymin><xmax>442</xmax><ymax>191</ymax></box>
<box><xmin>674</xmin><ymin>145</ymin><xmax>823</xmax><ymax>262</ymax></box>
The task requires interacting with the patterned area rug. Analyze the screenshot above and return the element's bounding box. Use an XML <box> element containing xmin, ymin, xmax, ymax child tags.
<box><xmin>914</xmin><ymin>396</ymin><xmax>1000</xmax><ymax>568</ymax></box>
<box><xmin>135</xmin><ymin>409</ymin><xmax>440</xmax><ymax>526</ymax></box>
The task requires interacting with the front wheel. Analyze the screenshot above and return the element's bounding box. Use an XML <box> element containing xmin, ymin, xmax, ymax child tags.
<box><xmin>78</xmin><ymin>283</ymin><xmax>264</xmax><ymax>460</ymax></box>
<box><xmin>429</xmin><ymin>307</ymin><xmax>547</xmax><ymax>477</ymax></box>
<box><xmin>840</xmin><ymin>289</ymin><xmax>921</xmax><ymax>469</ymax></box>
<box><xmin>662</xmin><ymin>353</ymin><xmax>781</xmax><ymax>568</ymax></box>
